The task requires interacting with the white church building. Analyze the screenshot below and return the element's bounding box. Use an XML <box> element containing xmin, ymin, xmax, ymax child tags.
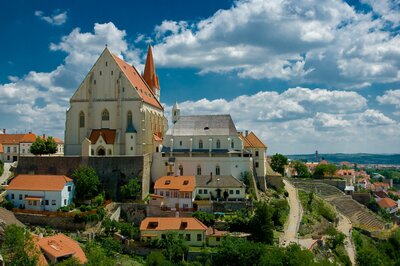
<box><xmin>64</xmin><ymin>46</ymin><xmax>167</xmax><ymax>156</ymax></box>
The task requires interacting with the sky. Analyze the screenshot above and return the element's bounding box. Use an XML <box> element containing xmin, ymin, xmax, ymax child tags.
<box><xmin>0</xmin><ymin>0</ymin><xmax>399</xmax><ymax>155</ymax></box>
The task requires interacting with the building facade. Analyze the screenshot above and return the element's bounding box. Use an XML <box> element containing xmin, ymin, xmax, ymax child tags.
<box><xmin>6</xmin><ymin>174</ymin><xmax>74</xmax><ymax>211</ymax></box>
<box><xmin>64</xmin><ymin>46</ymin><xmax>167</xmax><ymax>156</ymax></box>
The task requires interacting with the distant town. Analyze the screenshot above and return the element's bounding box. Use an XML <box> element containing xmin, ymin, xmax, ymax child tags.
<box><xmin>1</xmin><ymin>47</ymin><xmax>399</xmax><ymax>266</ymax></box>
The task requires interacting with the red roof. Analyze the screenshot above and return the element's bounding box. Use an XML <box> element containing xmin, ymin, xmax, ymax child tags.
<box><xmin>0</xmin><ymin>143</ymin><xmax>3</xmax><ymax>153</ymax></box>
<box><xmin>89</xmin><ymin>129</ymin><xmax>116</xmax><ymax>145</ymax></box>
<box><xmin>0</xmin><ymin>133</ymin><xmax>36</xmax><ymax>144</ymax></box>
<box><xmin>143</xmin><ymin>45</ymin><xmax>160</xmax><ymax>90</ymax></box>
<box><xmin>154</xmin><ymin>176</ymin><xmax>196</xmax><ymax>192</ymax></box>
<box><xmin>7</xmin><ymin>175</ymin><xmax>73</xmax><ymax>191</ymax></box>
<box><xmin>38</xmin><ymin>234</ymin><xmax>87</xmax><ymax>264</ymax></box>
<box><xmin>140</xmin><ymin>217</ymin><xmax>207</xmax><ymax>231</ymax></box>
<box><xmin>240</xmin><ymin>132</ymin><xmax>266</xmax><ymax>148</ymax></box>
<box><xmin>111</xmin><ymin>52</ymin><xmax>162</xmax><ymax>109</ymax></box>
<box><xmin>377</xmin><ymin>197</ymin><xmax>397</xmax><ymax>209</ymax></box>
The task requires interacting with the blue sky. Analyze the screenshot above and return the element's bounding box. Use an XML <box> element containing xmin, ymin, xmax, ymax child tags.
<box><xmin>0</xmin><ymin>0</ymin><xmax>399</xmax><ymax>154</ymax></box>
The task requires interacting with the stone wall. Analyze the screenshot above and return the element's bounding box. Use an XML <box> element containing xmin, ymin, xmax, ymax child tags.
<box><xmin>352</xmin><ymin>192</ymin><xmax>371</xmax><ymax>206</ymax></box>
<box><xmin>15</xmin><ymin>213</ymin><xmax>97</xmax><ymax>231</ymax></box>
<box><xmin>16</xmin><ymin>155</ymin><xmax>151</xmax><ymax>200</ymax></box>
<box><xmin>266</xmin><ymin>175</ymin><xmax>284</xmax><ymax>189</ymax></box>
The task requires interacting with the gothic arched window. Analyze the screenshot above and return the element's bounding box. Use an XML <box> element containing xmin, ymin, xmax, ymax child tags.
<box><xmin>199</xmin><ymin>140</ymin><xmax>203</xmax><ymax>149</ymax></box>
<box><xmin>127</xmin><ymin>111</ymin><xmax>133</xmax><ymax>126</ymax></box>
<box><xmin>102</xmin><ymin>109</ymin><xmax>109</xmax><ymax>121</ymax></box>
<box><xmin>79</xmin><ymin>111</ymin><xmax>85</xmax><ymax>128</ymax></box>
<box><xmin>197</xmin><ymin>165</ymin><xmax>202</xmax><ymax>175</ymax></box>
<box><xmin>216</xmin><ymin>139</ymin><xmax>221</xmax><ymax>149</ymax></box>
<box><xmin>216</xmin><ymin>165</ymin><xmax>220</xmax><ymax>176</ymax></box>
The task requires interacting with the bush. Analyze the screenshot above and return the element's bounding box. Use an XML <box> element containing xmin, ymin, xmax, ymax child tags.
<box><xmin>2</xmin><ymin>200</ymin><xmax>14</xmax><ymax>210</ymax></box>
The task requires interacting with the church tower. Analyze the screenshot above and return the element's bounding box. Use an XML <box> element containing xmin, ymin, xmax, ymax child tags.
<box><xmin>143</xmin><ymin>45</ymin><xmax>160</xmax><ymax>101</ymax></box>
<box><xmin>172</xmin><ymin>102</ymin><xmax>180</xmax><ymax>124</ymax></box>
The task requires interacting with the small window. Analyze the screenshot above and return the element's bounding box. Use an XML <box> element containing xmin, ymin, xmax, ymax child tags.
<box><xmin>197</xmin><ymin>165</ymin><xmax>202</xmax><ymax>175</ymax></box>
<box><xmin>122</xmin><ymin>87</ymin><xmax>125</xmax><ymax>92</ymax></box>
<box><xmin>52</xmin><ymin>200</ymin><xmax>56</xmax><ymax>205</ymax></box>
<box><xmin>166</xmin><ymin>191</ymin><xmax>170</xmax><ymax>197</ymax></box>
<box><xmin>130</xmin><ymin>136</ymin><xmax>133</xmax><ymax>139</ymax></box>
<box><xmin>7</xmin><ymin>147</ymin><xmax>10</xmax><ymax>152</ymax></box>
<box><xmin>13</xmin><ymin>147</ymin><xmax>17</xmax><ymax>152</ymax></box>
<box><xmin>130</xmin><ymin>147</ymin><xmax>133</xmax><ymax>151</ymax></box>
<box><xmin>185</xmin><ymin>192</ymin><xmax>190</xmax><ymax>198</ymax></box>
<box><xmin>236</xmin><ymin>190</ymin><xmax>240</xmax><ymax>194</ymax></box>
<box><xmin>99</xmin><ymin>71</ymin><xmax>102</xmax><ymax>76</ymax></box>
<box><xmin>68</xmin><ymin>186</ymin><xmax>72</xmax><ymax>192</ymax></box>
<box><xmin>64</xmin><ymin>199</ymin><xmax>67</xmax><ymax>205</ymax></box>
<box><xmin>255</xmin><ymin>151</ymin><xmax>259</xmax><ymax>157</ymax></box>
<box><xmin>179</xmin><ymin>141</ymin><xmax>182</xmax><ymax>146</ymax></box>
<box><xmin>19</xmin><ymin>194</ymin><xmax>22</xmax><ymax>200</ymax></box>
<box><xmin>216</xmin><ymin>139</ymin><xmax>221</xmax><ymax>149</ymax></box>
<box><xmin>102</xmin><ymin>109</ymin><xmax>110</xmax><ymax>121</ymax></box>
<box><xmin>22</xmin><ymin>149</ymin><xmax>25</xmax><ymax>153</ymax></box>
<box><xmin>216</xmin><ymin>165</ymin><xmax>220</xmax><ymax>176</ymax></box>
<box><xmin>165</xmin><ymin>180</ymin><xmax>171</xmax><ymax>185</ymax></box>
<box><xmin>161</xmin><ymin>234</ymin><xmax>166</xmax><ymax>240</ymax></box>
<box><xmin>160</xmin><ymin>191</ymin><xmax>164</xmax><ymax>196</ymax></box>
<box><xmin>199</xmin><ymin>140</ymin><xmax>203</xmax><ymax>149</ymax></box>
<box><xmin>105</xmin><ymin>61</ymin><xmax>108</xmax><ymax>67</ymax></box>
<box><xmin>204</xmin><ymin>189</ymin><xmax>208</xmax><ymax>194</ymax></box>
<box><xmin>94</xmin><ymin>80</ymin><xmax>96</xmax><ymax>84</ymax></box>
<box><xmin>79</xmin><ymin>112</ymin><xmax>85</xmax><ymax>128</ymax></box>
<box><xmin>183</xmin><ymin>180</ymin><xmax>189</xmax><ymax>185</ymax></box>
<box><xmin>198</xmin><ymin>189</ymin><xmax>202</xmax><ymax>194</ymax></box>
<box><xmin>11</xmin><ymin>194</ymin><xmax>14</xmax><ymax>199</ymax></box>
<box><xmin>255</xmin><ymin>162</ymin><xmax>259</xmax><ymax>168</ymax></box>
<box><xmin>111</xmin><ymin>70</ymin><xmax>113</xmax><ymax>75</ymax></box>
<box><xmin>229</xmin><ymin>190</ymin><xmax>233</xmax><ymax>194</ymax></box>
<box><xmin>231</xmin><ymin>140</ymin><xmax>234</xmax><ymax>149</ymax></box>
<box><xmin>185</xmin><ymin>234</ymin><xmax>191</xmax><ymax>241</ymax></box>
<box><xmin>45</xmin><ymin>200</ymin><xmax>49</xmax><ymax>205</ymax></box>
<box><xmin>197</xmin><ymin>234</ymin><xmax>202</xmax><ymax>241</ymax></box>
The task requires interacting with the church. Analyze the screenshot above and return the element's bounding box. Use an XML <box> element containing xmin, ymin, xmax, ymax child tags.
<box><xmin>64</xmin><ymin>46</ymin><xmax>167</xmax><ymax>156</ymax></box>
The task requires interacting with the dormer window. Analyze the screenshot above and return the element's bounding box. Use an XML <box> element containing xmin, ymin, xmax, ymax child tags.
<box><xmin>183</xmin><ymin>180</ymin><xmax>189</xmax><ymax>185</ymax></box>
<box><xmin>165</xmin><ymin>180</ymin><xmax>171</xmax><ymax>185</ymax></box>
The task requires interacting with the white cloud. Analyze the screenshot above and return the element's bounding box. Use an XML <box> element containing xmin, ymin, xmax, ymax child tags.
<box><xmin>0</xmin><ymin>22</ymin><xmax>140</xmax><ymax>138</ymax></box>
<box><xmin>377</xmin><ymin>89</ymin><xmax>400</xmax><ymax>110</ymax></box>
<box><xmin>148</xmin><ymin>0</ymin><xmax>400</xmax><ymax>88</ymax></box>
<box><xmin>361</xmin><ymin>0</ymin><xmax>400</xmax><ymax>27</ymax></box>
<box><xmin>35</xmin><ymin>10</ymin><xmax>68</xmax><ymax>26</ymax></box>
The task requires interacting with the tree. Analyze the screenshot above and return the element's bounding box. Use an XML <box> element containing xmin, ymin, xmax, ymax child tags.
<box><xmin>146</xmin><ymin>251</ymin><xmax>173</xmax><ymax>266</ymax></box>
<box><xmin>0</xmin><ymin>224</ymin><xmax>38</xmax><ymax>266</ymax></box>
<box><xmin>120</xmin><ymin>178</ymin><xmax>141</xmax><ymax>200</ymax></box>
<box><xmin>270</xmin><ymin>153</ymin><xmax>288</xmax><ymax>176</ymax></box>
<box><xmin>72</xmin><ymin>166</ymin><xmax>100</xmax><ymax>202</ymax></box>
<box><xmin>157</xmin><ymin>232</ymin><xmax>188</xmax><ymax>263</ymax></box>
<box><xmin>29</xmin><ymin>136</ymin><xmax>58</xmax><ymax>155</ymax></box>
<box><xmin>292</xmin><ymin>160</ymin><xmax>311</xmax><ymax>178</ymax></box>
<box><xmin>85</xmin><ymin>242</ymin><xmax>115</xmax><ymax>266</ymax></box>
<box><xmin>313</xmin><ymin>163</ymin><xmax>337</xmax><ymax>178</ymax></box>
<box><xmin>249</xmin><ymin>202</ymin><xmax>274</xmax><ymax>244</ymax></box>
<box><xmin>325</xmin><ymin>226</ymin><xmax>345</xmax><ymax>249</ymax></box>
<box><xmin>192</xmin><ymin>211</ymin><xmax>216</xmax><ymax>227</ymax></box>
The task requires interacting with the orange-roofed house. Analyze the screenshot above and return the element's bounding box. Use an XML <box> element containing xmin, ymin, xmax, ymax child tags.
<box><xmin>140</xmin><ymin>217</ymin><xmax>207</xmax><ymax>246</ymax></box>
<box><xmin>38</xmin><ymin>234</ymin><xmax>87</xmax><ymax>264</ymax></box>
<box><xmin>64</xmin><ymin>45</ymin><xmax>167</xmax><ymax>157</ymax></box>
<box><xmin>240</xmin><ymin>131</ymin><xmax>268</xmax><ymax>179</ymax></box>
<box><xmin>6</xmin><ymin>175</ymin><xmax>74</xmax><ymax>211</ymax></box>
<box><xmin>153</xmin><ymin>176</ymin><xmax>196</xmax><ymax>211</ymax></box>
<box><xmin>376</xmin><ymin>197</ymin><xmax>398</xmax><ymax>214</ymax></box>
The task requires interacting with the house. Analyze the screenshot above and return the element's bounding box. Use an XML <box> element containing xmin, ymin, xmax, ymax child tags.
<box><xmin>206</xmin><ymin>227</ymin><xmax>228</xmax><ymax>246</ymax></box>
<box><xmin>376</xmin><ymin>197</ymin><xmax>398</xmax><ymax>214</ymax></box>
<box><xmin>153</xmin><ymin>175</ymin><xmax>196</xmax><ymax>211</ymax></box>
<box><xmin>195</xmin><ymin>174</ymin><xmax>246</xmax><ymax>201</ymax></box>
<box><xmin>371</xmin><ymin>182</ymin><xmax>391</xmax><ymax>192</ymax></box>
<box><xmin>6</xmin><ymin>175</ymin><xmax>74</xmax><ymax>211</ymax></box>
<box><xmin>140</xmin><ymin>217</ymin><xmax>207</xmax><ymax>246</ymax></box>
<box><xmin>0</xmin><ymin>131</ymin><xmax>64</xmax><ymax>162</ymax></box>
<box><xmin>64</xmin><ymin>46</ymin><xmax>167</xmax><ymax>156</ymax></box>
<box><xmin>240</xmin><ymin>131</ymin><xmax>268</xmax><ymax>179</ymax></box>
<box><xmin>38</xmin><ymin>233</ymin><xmax>87</xmax><ymax>264</ymax></box>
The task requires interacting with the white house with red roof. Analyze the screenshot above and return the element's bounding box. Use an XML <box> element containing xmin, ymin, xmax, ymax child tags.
<box><xmin>64</xmin><ymin>46</ymin><xmax>167</xmax><ymax>156</ymax></box>
<box><xmin>6</xmin><ymin>174</ymin><xmax>74</xmax><ymax>211</ymax></box>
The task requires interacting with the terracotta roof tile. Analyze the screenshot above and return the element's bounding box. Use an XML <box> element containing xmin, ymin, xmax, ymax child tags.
<box><xmin>7</xmin><ymin>175</ymin><xmax>73</xmax><ymax>191</ymax></box>
<box><xmin>240</xmin><ymin>132</ymin><xmax>266</xmax><ymax>148</ymax></box>
<box><xmin>89</xmin><ymin>129</ymin><xmax>116</xmax><ymax>145</ymax></box>
<box><xmin>0</xmin><ymin>133</ymin><xmax>35</xmax><ymax>144</ymax></box>
<box><xmin>153</xmin><ymin>133</ymin><xmax>163</xmax><ymax>142</ymax></box>
<box><xmin>377</xmin><ymin>197</ymin><xmax>397</xmax><ymax>209</ymax></box>
<box><xmin>20</xmin><ymin>133</ymin><xmax>37</xmax><ymax>143</ymax></box>
<box><xmin>0</xmin><ymin>143</ymin><xmax>3</xmax><ymax>153</ymax></box>
<box><xmin>154</xmin><ymin>176</ymin><xmax>195</xmax><ymax>192</ymax></box>
<box><xmin>140</xmin><ymin>217</ymin><xmax>207</xmax><ymax>231</ymax></box>
<box><xmin>111</xmin><ymin>53</ymin><xmax>162</xmax><ymax>109</ymax></box>
<box><xmin>38</xmin><ymin>234</ymin><xmax>87</xmax><ymax>264</ymax></box>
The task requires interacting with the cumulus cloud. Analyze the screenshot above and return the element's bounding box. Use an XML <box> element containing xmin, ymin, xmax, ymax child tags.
<box><xmin>377</xmin><ymin>89</ymin><xmax>400</xmax><ymax>111</ymax></box>
<box><xmin>148</xmin><ymin>0</ymin><xmax>400</xmax><ymax>88</ymax></box>
<box><xmin>34</xmin><ymin>10</ymin><xmax>68</xmax><ymax>26</ymax></box>
<box><xmin>0</xmin><ymin>22</ymin><xmax>140</xmax><ymax>137</ymax></box>
<box><xmin>362</xmin><ymin>0</ymin><xmax>400</xmax><ymax>27</ymax></box>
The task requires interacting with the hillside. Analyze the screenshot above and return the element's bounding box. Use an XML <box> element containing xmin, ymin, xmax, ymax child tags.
<box><xmin>285</xmin><ymin>153</ymin><xmax>400</xmax><ymax>165</ymax></box>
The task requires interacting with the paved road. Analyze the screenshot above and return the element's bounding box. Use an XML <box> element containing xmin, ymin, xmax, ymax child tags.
<box><xmin>282</xmin><ymin>179</ymin><xmax>303</xmax><ymax>246</ymax></box>
<box><xmin>0</xmin><ymin>162</ymin><xmax>12</xmax><ymax>185</ymax></box>
<box><xmin>337</xmin><ymin>213</ymin><xmax>356</xmax><ymax>265</ymax></box>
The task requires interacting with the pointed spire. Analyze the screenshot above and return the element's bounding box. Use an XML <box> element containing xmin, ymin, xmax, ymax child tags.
<box><xmin>143</xmin><ymin>45</ymin><xmax>160</xmax><ymax>92</ymax></box>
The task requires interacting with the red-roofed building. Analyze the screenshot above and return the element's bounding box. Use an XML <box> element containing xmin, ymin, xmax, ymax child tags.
<box><xmin>0</xmin><ymin>132</ymin><xmax>64</xmax><ymax>162</ymax></box>
<box><xmin>376</xmin><ymin>197</ymin><xmax>398</xmax><ymax>214</ymax></box>
<box><xmin>240</xmin><ymin>131</ymin><xmax>268</xmax><ymax>178</ymax></box>
<box><xmin>6</xmin><ymin>175</ymin><xmax>74</xmax><ymax>211</ymax></box>
<box><xmin>64</xmin><ymin>46</ymin><xmax>166</xmax><ymax>156</ymax></box>
<box><xmin>140</xmin><ymin>217</ymin><xmax>207</xmax><ymax>246</ymax></box>
<box><xmin>154</xmin><ymin>176</ymin><xmax>196</xmax><ymax>211</ymax></box>
<box><xmin>38</xmin><ymin>234</ymin><xmax>87</xmax><ymax>264</ymax></box>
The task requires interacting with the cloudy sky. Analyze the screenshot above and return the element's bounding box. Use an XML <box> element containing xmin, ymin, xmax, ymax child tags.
<box><xmin>0</xmin><ymin>0</ymin><xmax>399</xmax><ymax>155</ymax></box>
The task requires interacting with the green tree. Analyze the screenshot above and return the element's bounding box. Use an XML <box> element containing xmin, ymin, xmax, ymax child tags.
<box><xmin>29</xmin><ymin>136</ymin><xmax>58</xmax><ymax>155</ymax></box>
<box><xmin>249</xmin><ymin>202</ymin><xmax>274</xmax><ymax>244</ymax></box>
<box><xmin>0</xmin><ymin>160</ymin><xmax>4</xmax><ymax>176</ymax></box>
<box><xmin>325</xmin><ymin>226</ymin><xmax>345</xmax><ymax>249</ymax></box>
<box><xmin>270</xmin><ymin>153</ymin><xmax>288</xmax><ymax>176</ymax></box>
<box><xmin>313</xmin><ymin>163</ymin><xmax>337</xmax><ymax>178</ymax></box>
<box><xmin>85</xmin><ymin>242</ymin><xmax>115</xmax><ymax>266</ymax></box>
<box><xmin>292</xmin><ymin>160</ymin><xmax>311</xmax><ymax>178</ymax></box>
<box><xmin>192</xmin><ymin>211</ymin><xmax>216</xmax><ymax>227</ymax></box>
<box><xmin>120</xmin><ymin>178</ymin><xmax>141</xmax><ymax>200</ymax></box>
<box><xmin>0</xmin><ymin>224</ymin><xmax>38</xmax><ymax>266</ymax></box>
<box><xmin>29</xmin><ymin>136</ymin><xmax>46</xmax><ymax>155</ymax></box>
<box><xmin>72</xmin><ymin>166</ymin><xmax>100</xmax><ymax>202</ymax></box>
<box><xmin>146</xmin><ymin>251</ymin><xmax>173</xmax><ymax>266</ymax></box>
<box><xmin>157</xmin><ymin>232</ymin><xmax>188</xmax><ymax>263</ymax></box>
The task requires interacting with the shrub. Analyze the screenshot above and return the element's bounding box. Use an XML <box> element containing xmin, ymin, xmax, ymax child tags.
<box><xmin>2</xmin><ymin>200</ymin><xmax>14</xmax><ymax>210</ymax></box>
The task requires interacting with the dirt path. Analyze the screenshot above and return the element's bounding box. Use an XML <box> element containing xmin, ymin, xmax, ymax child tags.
<box><xmin>282</xmin><ymin>179</ymin><xmax>303</xmax><ymax>246</ymax></box>
<box><xmin>0</xmin><ymin>162</ymin><xmax>11</xmax><ymax>185</ymax></box>
<box><xmin>337</xmin><ymin>213</ymin><xmax>356</xmax><ymax>265</ymax></box>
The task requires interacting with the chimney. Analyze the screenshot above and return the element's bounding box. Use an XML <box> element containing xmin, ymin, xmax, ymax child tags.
<box><xmin>245</xmin><ymin>130</ymin><xmax>248</xmax><ymax>137</ymax></box>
